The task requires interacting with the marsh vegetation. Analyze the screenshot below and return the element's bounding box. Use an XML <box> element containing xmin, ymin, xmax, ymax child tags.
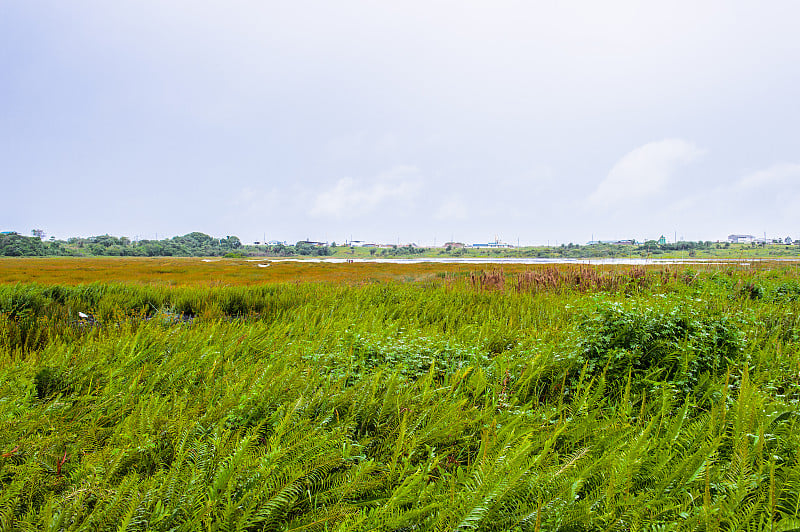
<box><xmin>1</xmin><ymin>262</ymin><xmax>800</xmax><ymax>530</ymax></box>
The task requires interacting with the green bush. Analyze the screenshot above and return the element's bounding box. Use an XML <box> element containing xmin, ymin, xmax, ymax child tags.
<box><xmin>740</xmin><ymin>281</ymin><xmax>765</xmax><ymax>300</ymax></box>
<box><xmin>33</xmin><ymin>367</ymin><xmax>70</xmax><ymax>399</ymax></box>
<box><xmin>773</xmin><ymin>281</ymin><xmax>800</xmax><ymax>302</ymax></box>
<box><xmin>570</xmin><ymin>301</ymin><xmax>743</xmax><ymax>394</ymax></box>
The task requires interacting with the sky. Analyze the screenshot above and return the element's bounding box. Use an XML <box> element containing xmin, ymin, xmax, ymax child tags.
<box><xmin>2</xmin><ymin>1</ymin><xmax>799</xmax><ymax>246</ymax></box>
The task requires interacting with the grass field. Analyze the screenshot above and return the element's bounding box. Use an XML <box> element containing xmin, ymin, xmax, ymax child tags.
<box><xmin>2</xmin><ymin>259</ymin><xmax>800</xmax><ymax>530</ymax></box>
<box><xmin>2</xmin><ymin>256</ymin><xmax>796</xmax><ymax>287</ymax></box>
<box><xmin>0</xmin><ymin>257</ymin><xmax>543</xmax><ymax>286</ymax></box>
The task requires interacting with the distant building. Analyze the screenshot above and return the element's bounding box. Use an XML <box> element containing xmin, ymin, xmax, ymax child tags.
<box><xmin>658</xmin><ymin>235</ymin><xmax>667</xmax><ymax>245</ymax></box>
<box><xmin>471</xmin><ymin>238</ymin><xmax>512</xmax><ymax>248</ymax></box>
<box><xmin>785</xmin><ymin>237</ymin><xmax>794</xmax><ymax>245</ymax></box>
<box><xmin>587</xmin><ymin>239</ymin><xmax>636</xmax><ymax>245</ymax></box>
<box><xmin>728</xmin><ymin>234</ymin><xmax>755</xmax><ymax>244</ymax></box>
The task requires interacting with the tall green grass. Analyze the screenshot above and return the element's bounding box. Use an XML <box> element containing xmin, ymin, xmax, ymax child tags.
<box><xmin>2</xmin><ymin>268</ymin><xmax>800</xmax><ymax>530</ymax></box>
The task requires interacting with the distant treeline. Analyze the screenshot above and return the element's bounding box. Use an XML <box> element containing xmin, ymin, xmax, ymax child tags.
<box><xmin>0</xmin><ymin>231</ymin><xmax>792</xmax><ymax>258</ymax></box>
<box><xmin>0</xmin><ymin>232</ymin><xmax>332</xmax><ymax>258</ymax></box>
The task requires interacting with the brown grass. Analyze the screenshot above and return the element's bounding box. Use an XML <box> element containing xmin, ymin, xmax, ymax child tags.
<box><xmin>470</xmin><ymin>269</ymin><xmax>506</xmax><ymax>291</ymax></box>
<box><xmin>515</xmin><ymin>266</ymin><xmax>649</xmax><ymax>293</ymax></box>
<box><xmin>0</xmin><ymin>256</ymin><xmax>780</xmax><ymax>288</ymax></box>
<box><xmin>0</xmin><ymin>257</ymin><xmax>531</xmax><ymax>286</ymax></box>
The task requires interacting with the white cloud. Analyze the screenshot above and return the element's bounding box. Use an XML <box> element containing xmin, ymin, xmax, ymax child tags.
<box><xmin>656</xmin><ymin>161</ymin><xmax>800</xmax><ymax>240</ymax></box>
<box><xmin>735</xmin><ymin>163</ymin><xmax>800</xmax><ymax>190</ymax></box>
<box><xmin>309</xmin><ymin>165</ymin><xmax>421</xmax><ymax>218</ymax></box>
<box><xmin>726</xmin><ymin>163</ymin><xmax>800</xmax><ymax>232</ymax></box>
<box><xmin>589</xmin><ymin>139</ymin><xmax>704</xmax><ymax>207</ymax></box>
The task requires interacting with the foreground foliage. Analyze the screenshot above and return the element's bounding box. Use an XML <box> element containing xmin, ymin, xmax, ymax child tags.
<box><xmin>2</xmin><ymin>265</ymin><xmax>800</xmax><ymax>530</ymax></box>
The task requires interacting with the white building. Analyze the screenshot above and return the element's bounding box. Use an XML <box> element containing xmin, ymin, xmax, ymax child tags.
<box><xmin>728</xmin><ymin>234</ymin><xmax>755</xmax><ymax>244</ymax></box>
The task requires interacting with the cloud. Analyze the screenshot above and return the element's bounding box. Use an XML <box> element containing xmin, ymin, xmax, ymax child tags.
<box><xmin>735</xmin><ymin>163</ymin><xmax>800</xmax><ymax>190</ymax></box>
<box><xmin>726</xmin><ymin>163</ymin><xmax>800</xmax><ymax>231</ymax></box>
<box><xmin>309</xmin><ymin>165</ymin><xmax>421</xmax><ymax>218</ymax></box>
<box><xmin>589</xmin><ymin>139</ymin><xmax>704</xmax><ymax>208</ymax></box>
<box><xmin>658</xmin><ymin>161</ymin><xmax>800</xmax><ymax>239</ymax></box>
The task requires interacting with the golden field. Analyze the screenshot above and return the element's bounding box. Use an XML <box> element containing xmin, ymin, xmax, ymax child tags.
<box><xmin>0</xmin><ymin>257</ymin><xmax>492</xmax><ymax>285</ymax></box>
<box><xmin>0</xmin><ymin>256</ymin><xmax>784</xmax><ymax>287</ymax></box>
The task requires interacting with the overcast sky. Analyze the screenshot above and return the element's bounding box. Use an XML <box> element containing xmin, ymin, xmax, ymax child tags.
<box><xmin>2</xmin><ymin>1</ymin><xmax>799</xmax><ymax>245</ymax></box>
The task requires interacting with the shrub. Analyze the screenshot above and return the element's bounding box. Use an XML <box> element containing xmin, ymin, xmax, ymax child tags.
<box><xmin>740</xmin><ymin>282</ymin><xmax>764</xmax><ymax>300</ymax></box>
<box><xmin>569</xmin><ymin>302</ymin><xmax>744</xmax><ymax>394</ymax></box>
<box><xmin>773</xmin><ymin>281</ymin><xmax>800</xmax><ymax>303</ymax></box>
<box><xmin>34</xmin><ymin>367</ymin><xmax>70</xmax><ymax>399</ymax></box>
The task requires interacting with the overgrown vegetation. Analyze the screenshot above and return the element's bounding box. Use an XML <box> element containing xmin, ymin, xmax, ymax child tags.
<box><xmin>2</xmin><ymin>264</ymin><xmax>800</xmax><ymax>530</ymax></box>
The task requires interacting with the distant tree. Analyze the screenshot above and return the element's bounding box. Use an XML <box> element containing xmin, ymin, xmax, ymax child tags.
<box><xmin>223</xmin><ymin>236</ymin><xmax>242</xmax><ymax>249</ymax></box>
<box><xmin>31</xmin><ymin>229</ymin><xmax>45</xmax><ymax>239</ymax></box>
<box><xmin>642</xmin><ymin>240</ymin><xmax>659</xmax><ymax>252</ymax></box>
<box><xmin>1</xmin><ymin>233</ymin><xmax>46</xmax><ymax>256</ymax></box>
